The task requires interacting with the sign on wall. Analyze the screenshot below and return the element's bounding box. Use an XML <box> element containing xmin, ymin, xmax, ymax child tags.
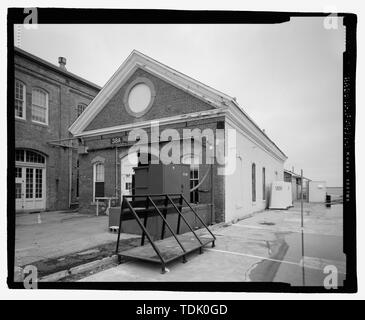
<box><xmin>110</xmin><ymin>135</ymin><xmax>129</xmax><ymax>145</ymax></box>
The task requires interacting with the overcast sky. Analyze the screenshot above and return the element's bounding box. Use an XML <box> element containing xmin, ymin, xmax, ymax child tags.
<box><xmin>15</xmin><ymin>18</ymin><xmax>345</xmax><ymax>186</ymax></box>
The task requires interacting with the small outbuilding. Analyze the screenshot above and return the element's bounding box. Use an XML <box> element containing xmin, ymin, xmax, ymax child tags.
<box><xmin>284</xmin><ymin>169</ymin><xmax>310</xmax><ymax>202</ymax></box>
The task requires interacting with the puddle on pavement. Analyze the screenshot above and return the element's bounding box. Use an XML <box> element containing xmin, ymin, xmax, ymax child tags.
<box><xmin>249</xmin><ymin>229</ymin><xmax>346</xmax><ymax>287</ymax></box>
<box><xmin>248</xmin><ymin>233</ymin><xmax>290</xmax><ymax>282</ymax></box>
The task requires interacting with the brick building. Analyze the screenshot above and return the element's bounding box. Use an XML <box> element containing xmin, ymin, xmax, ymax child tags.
<box><xmin>14</xmin><ymin>47</ymin><xmax>100</xmax><ymax>212</ymax></box>
<box><xmin>70</xmin><ymin>50</ymin><xmax>287</xmax><ymax>223</ymax></box>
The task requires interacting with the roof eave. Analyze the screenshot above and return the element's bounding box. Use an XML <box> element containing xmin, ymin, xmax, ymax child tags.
<box><xmin>14</xmin><ymin>46</ymin><xmax>102</xmax><ymax>90</ymax></box>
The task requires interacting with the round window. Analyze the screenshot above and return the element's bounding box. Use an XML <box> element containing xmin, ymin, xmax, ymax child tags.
<box><xmin>127</xmin><ymin>83</ymin><xmax>152</xmax><ymax>114</ymax></box>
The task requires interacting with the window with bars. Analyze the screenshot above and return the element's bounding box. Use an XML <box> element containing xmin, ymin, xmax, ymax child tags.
<box><xmin>32</xmin><ymin>88</ymin><xmax>48</xmax><ymax>124</ymax></box>
<box><xmin>252</xmin><ymin>163</ymin><xmax>256</xmax><ymax>202</ymax></box>
<box><xmin>15</xmin><ymin>80</ymin><xmax>26</xmax><ymax>119</ymax></box>
<box><xmin>77</xmin><ymin>103</ymin><xmax>87</xmax><ymax>117</ymax></box>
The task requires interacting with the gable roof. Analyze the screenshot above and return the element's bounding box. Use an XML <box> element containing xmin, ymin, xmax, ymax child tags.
<box><xmin>68</xmin><ymin>50</ymin><xmax>287</xmax><ymax>159</ymax></box>
<box><xmin>69</xmin><ymin>50</ymin><xmax>232</xmax><ymax>135</ymax></box>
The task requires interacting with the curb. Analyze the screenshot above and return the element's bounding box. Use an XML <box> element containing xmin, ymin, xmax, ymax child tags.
<box><xmin>39</xmin><ymin>270</ymin><xmax>70</xmax><ymax>282</ymax></box>
<box><xmin>38</xmin><ymin>254</ymin><xmax>118</xmax><ymax>282</ymax></box>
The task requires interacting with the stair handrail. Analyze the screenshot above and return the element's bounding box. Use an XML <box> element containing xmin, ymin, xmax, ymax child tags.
<box><xmin>147</xmin><ymin>196</ymin><xmax>187</xmax><ymax>254</ymax></box>
<box><xmin>116</xmin><ymin>196</ymin><xmax>166</xmax><ymax>266</ymax></box>
<box><xmin>166</xmin><ymin>194</ymin><xmax>203</xmax><ymax>245</ymax></box>
<box><xmin>180</xmin><ymin>194</ymin><xmax>216</xmax><ymax>241</ymax></box>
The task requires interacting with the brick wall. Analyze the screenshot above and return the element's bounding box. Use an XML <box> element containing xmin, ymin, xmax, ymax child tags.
<box><xmin>14</xmin><ymin>52</ymin><xmax>100</xmax><ymax>211</ymax></box>
<box><xmin>78</xmin><ymin>118</ymin><xmax>225</xmax><ymax>222</ymax></box>
<box><xmin>85</xmin><ymin>68</ymin><xmax>215</xmax><ymax>132</ymax></box>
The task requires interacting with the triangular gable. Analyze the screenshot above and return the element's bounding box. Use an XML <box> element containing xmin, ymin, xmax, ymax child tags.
<box><xmin>68</xmin><ymin>50</ymin><xmax>287</xmax><ymax>160</ymax></box>
<box><xmin>69</xmin><ymin>50</ymin><xmax>234</xmax><ymax>136</ymax></box>
<box><xmin>84</xmin><ymin>67</ymin><xmax>218</xmax><ymax>132</ymax></box>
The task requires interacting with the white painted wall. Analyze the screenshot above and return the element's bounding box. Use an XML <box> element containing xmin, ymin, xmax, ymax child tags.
<box><xmin>224</xmin><ymin>121</ymin><xmax>285</xmax><ymax>222</ymax></box>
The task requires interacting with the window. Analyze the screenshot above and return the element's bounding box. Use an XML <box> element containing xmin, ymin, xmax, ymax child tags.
<box><xmin>15</xmin><ymin>167</ymin><xmax>22</xmax><ymax>178</ymax></box>
<box><xmin>35</xmin><ymin>168</ymin><xmax>43</xmax><ymax>198</ymax></box>
<box><xmin>26</xmin><ymin>168</ymin><xmax>33</xmax><ymax>199</ymax></box>
<box><xmin>182</xmin><ymin>154</ymin><xmax>199</xmax><ymax>204</ymax></box>
<box><xmin>121</xmin><ymin>153</ymin><xmax>138</xmax><ymax>197</ymax></box>
<box><xmin>16</xmin><ymin>150</ymin><xmax>45</xmax><ymax>164</ymax></box>
<box><xmin>32</xmin><ymin>88</ymin><xmax>48</xmax><ymax>124</ymax></box>
<box><xmin>252</xmin><ymin>163</ymin><xmax>256</xmax><ymax>202</ymax></box>
<box><xmin>15</xmin><ymin>183</ymin><xmax>22</xmax><ymax>199</ymax></box>
<box><xmin>190</xmin><ymin>166</ymin><xmax>199</xmax><ymax>203</ymax></box>
<box><xmin>77</xmin><ymin>103</ymin><xmax>87</xmax><ymax>117</ymax></box>
<box><xmin>262</xmin><ymin>167</ymin><xmax>266</xmax><ymax>200</ymax></box>
<box><xmin>93</xmin><ymin>162</ymin><xmax>105</xmax><ymax>201</ymax></box>
<box><xmin>26</xmin><ymin>150</ymin><xmax>45</xmax><ymax>163</ymax></box>
<box><xmin>128</xmin><ymin>83</ymin><xmax>152</xmax><ymax>114</ymax></box>
<box><xmin>15</xmin><ymin>80</ymin><xmax>26</xmax><ymax>119</ymax></box>
<box><xmin>124</xmin><ymin>78</ymin><xmax>156</xmax><ymax>117</ymax></box>
<box><xmin>15</xmin><ymin>149</ymin><xmax>24</xmax><ymax>162</ymax></box>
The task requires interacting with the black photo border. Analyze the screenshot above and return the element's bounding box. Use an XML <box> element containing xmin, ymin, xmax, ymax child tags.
<box><xmin>7</xmin><ymin>8</ymin><xmax>357</xmax><ymax>293</ymax></box>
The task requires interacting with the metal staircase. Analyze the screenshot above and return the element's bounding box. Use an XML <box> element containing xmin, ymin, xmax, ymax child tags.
<box><xmin>115</xmin><ymin>193</ymin><xmax>216</xmax><ymax>274</ymax></box>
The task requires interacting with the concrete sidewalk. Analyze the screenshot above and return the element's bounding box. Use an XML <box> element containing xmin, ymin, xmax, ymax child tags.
<box><xmin>15</xmin><ymin>211</ymin><xmax>137</xmax><ymax>267</ymax></box>
<box><xmin>80</xmin><ymin>203</ymin><xmax>345</xmax><ymax>286</ymax></box>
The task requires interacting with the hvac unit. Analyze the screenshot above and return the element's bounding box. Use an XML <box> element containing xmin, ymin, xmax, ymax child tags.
<box><xmin>133</xmin><ymin>164</ymin><xmax>190</xmax><ymax>199</ymax></box>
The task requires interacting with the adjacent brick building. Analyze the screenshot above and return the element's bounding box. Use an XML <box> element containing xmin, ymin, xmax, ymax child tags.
<box><xmin>14</xmin><ymin>47</ymin><xmax>100</xmax><ymax>212</ymax></box>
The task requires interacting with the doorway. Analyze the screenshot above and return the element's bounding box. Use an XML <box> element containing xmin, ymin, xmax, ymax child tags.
<box><xmin>120</xmin><ymin>152</ymin><xmax>138</xmax><ymax>197</ymax></box>
<box><xmin>15</xmin><ymin>150</ymin><xmax>46</xmax><ymax>212</ymax></box>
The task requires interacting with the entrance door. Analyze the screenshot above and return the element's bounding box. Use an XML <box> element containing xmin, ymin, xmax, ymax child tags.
<box><xmin>15</xmin><ymin>150</ymin><xmax>46</xmax><ymax>212</ymax></box>
<box><xmin>23</xmin><ymin>167</ymin><xmax>45</xmax><ymax>211</ymax></box>
<box><xmin>120</xmin><ymin>152</ymin><xmax>138</xmax><ymax>197</ymax></box>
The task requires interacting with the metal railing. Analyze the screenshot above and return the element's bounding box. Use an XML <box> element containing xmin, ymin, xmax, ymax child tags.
<box><xmin>115</xmin><ymin>193</ymin><xmax>216</xmax><ymax>273</ymax></box>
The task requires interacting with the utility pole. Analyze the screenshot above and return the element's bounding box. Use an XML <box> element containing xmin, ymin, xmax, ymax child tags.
<box><xmin>301</xmin><ymin>169</ymin><xmax>304</xmax><ymax>228</ymax></box>
<box><xmin>300</xmin><ymin>168</ymin><xmax>305</xmax><ymax>285</ymax></box>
